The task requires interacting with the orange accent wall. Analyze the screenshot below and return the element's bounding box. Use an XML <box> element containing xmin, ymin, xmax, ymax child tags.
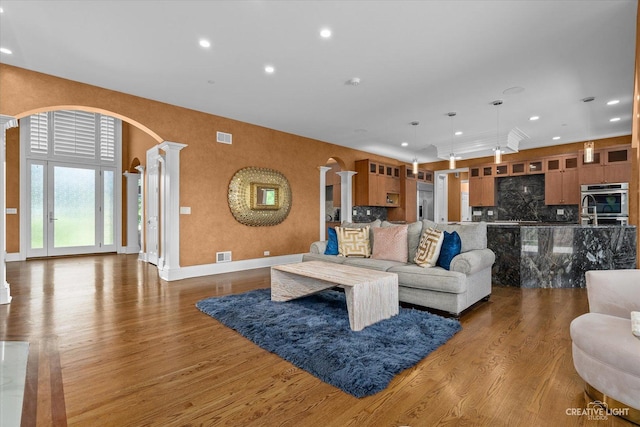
<box><xmin>0</xmin><ymin>64</ymin><xmax>407</xmax><ymax>266</ymax></box>
<box><xmin>6</xmin><ymin>127</ymin><xmax>19</xmax><ymax>253</ymax></box>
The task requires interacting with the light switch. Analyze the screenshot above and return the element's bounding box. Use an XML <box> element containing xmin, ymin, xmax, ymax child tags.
<box><xmin>6</xmin><ymin>208</ymin><xmax>17</xmax><ymax>214</ymax></box>
<box><xmin>557</xmin><ymin>209</ymin><xmax>564</xmax><ymax>215</ymax></box>
<box><xmin>179</xmin><ymin>206</ymin><xmax>191</xmax><ymax>214</ymax></box>
<box><xmin>488</xmin><ymin>210</ymin><xmax>494</xmax><ymax>216</ymax></box>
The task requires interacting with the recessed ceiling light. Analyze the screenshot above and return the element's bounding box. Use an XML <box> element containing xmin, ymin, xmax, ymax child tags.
<box><xmin>529</xmin><ymin>116</ymin><xmax>540</xmax><ymax>121</ymax></box>
<box><xmin>401</xmin><ymin>142</ymin><xmax>408</xmax><ymax>147</ymax></box>
<box><xmin>0</xmin><ymin>47</ymin><xmax>12</xmax><ymax>55</ymax></box>
<box><xmin>607</xmin><ymin>99</ymin><xmax>620</xmax><ymax>105</ymax></box>
<box><xmin>265</xmin><ymin>65</ymin><xmax>275</xmax><ymax>74</ymax></box>
<box><xmin>454</xmin><ymin>131</ymin><xmax>463</xmax><ymax>136</ymax></box>
<box><xmin>610</xmin><ymin>117</ymin><xmax>621</xmax><ymax>122</ymax></box>
<box><xmin>552</xmin><ymin>136</ymin><xmax>561</xmax><ymax>140</ymax></box>
<box><xmin>320</xmin><ymin>28</ymin><xmax>332</xmax><ymax>38</ymax></box>
<box><xmin>0</xmin><ymin>7</ymin><xmax>4</xmax><ymax>13</ymax></box>
<box><xmin>199</xmin><ymin>39</ymin><xmax>211</xmax><ymax>48</ymax></box>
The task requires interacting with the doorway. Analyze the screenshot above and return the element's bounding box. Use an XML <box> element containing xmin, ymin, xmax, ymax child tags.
<box><xmin>27</xmin><ymin>161</ymin><xmax>116</xmax><ymax>257</ymax></box>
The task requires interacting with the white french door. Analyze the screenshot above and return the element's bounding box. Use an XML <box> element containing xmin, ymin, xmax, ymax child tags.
<box><xmin>27</xmin><ymin>160</ymin><xmax>116</xmax><ymax>257</ymax></box>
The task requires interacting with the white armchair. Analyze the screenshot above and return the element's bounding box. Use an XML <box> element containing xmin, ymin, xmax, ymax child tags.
<box><xmin>570</xmin><ymin>269</ymin><xmax>640</xmax><ymax>424</ymax></box>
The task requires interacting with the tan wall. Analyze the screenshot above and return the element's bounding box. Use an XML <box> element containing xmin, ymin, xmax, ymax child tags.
<box><xmin>6</xmin><ymin>127</ymin><xmax>20</xmax><ymax>253</ymax></box>
<box><xmin>447</xmin><ymin>173</ymin><xmax>461</xmax><ymax>222</ymax></box>
<box><xmin>0</xmin><ymin>64</ymin><xmax>407</xmax><ymax>266</ymax></box>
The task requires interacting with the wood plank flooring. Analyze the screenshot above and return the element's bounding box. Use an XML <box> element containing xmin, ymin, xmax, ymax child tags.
<box><xmin>0</xmin><ymin>254</ymin><xmax>632</xmax><ymax>426</ymax></box>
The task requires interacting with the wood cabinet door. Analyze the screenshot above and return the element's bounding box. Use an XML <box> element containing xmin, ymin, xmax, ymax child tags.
<box><xmin>603</xmin><ymin>162</ymin><xmax>631</xmax><ymax>183</ymax></box>
<box><xmin>469</xmin><ymin>177</ymin><xmax>483</xmax><ymax>206</ymax></box>
<box><xmin>480</xmin><ymin>176</ymin><xmax>495</xmax><ymax>206</ymax></box>
<box><xmin>544</xmin><ymin>172</ymin><xmax>564</xmax><ymax>205</ymax></box>
<box><xmin>579</xmin><ymin>165</ymin><xmax>604</xmax><ymax>185</ymax></box>
<box><xmin>562</xmin><ymin>168</ymin><xmax>580</xmax><ymax>205</ymax></box>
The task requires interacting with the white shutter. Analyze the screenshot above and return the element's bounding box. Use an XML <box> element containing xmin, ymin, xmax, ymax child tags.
<box><xmin>53</xmin><ymin>110</ymin><xmax>96</xmax><ymax>159</ymax></box>
<box><xmin>100</xmin><ymin>115</ymin><xmax>115</xmax><ymax>162</ymax></box>
<box><xmin>29</xmin><ymin>112</ymin><xmax>49</xmax><ymax>155</ymax></box>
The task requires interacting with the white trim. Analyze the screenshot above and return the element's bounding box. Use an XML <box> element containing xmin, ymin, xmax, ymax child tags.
<box><xmin>337</xmin><ymin>171</ymin><xmax>357</xmax><ymax>223</ymax></box>
<box><xmin>1</xmin><ymin>115</ymin><xmax>18</xmax><ymax>304</ymax></box>
<box><xmin>318</xmin><ymin>166</ymin><xmax>331</xmax><ymax>241</ymax></box>
<box><xmin>6</xmin><ymin>253</ymin><xmax>21</xmax><ymax>262</ymax></box>
<box><xmin>158</xmin><ymin>254</ymin><xmax>304</xmax><ymax>281</ymax></box>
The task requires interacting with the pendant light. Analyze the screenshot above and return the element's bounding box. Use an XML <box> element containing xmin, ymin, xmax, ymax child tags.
<box><xmin>493</xmin><ymin>100</ymin><xmax>503</xmax><ymax>164</ymax></box>
<box><xmin>583</xmin><ymin>96</ymin><xmax>595</xmax><ymax>163</ymax></box>
<box><xmin>447</xmin><ymin>112</ymin><xmax>456</xmax><ymax>169</ymax></box>
<box><xmin>411</xmin><ymin>121</ymin><xmax>419</xmax><ymax>174</ymax></box>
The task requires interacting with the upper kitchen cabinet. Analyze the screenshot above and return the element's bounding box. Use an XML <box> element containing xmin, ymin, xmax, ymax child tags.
<box><xmin>354</xmin><ymin>159</ymin><xmax>400</xmax><ymax>207</ymax></box>
<box><xmin>544</xmin><ymin>154</ymin><xmax>579</xmax><ymax>205</ymax></box>
<box><xmin>469</xmin><ymin>165</ymin><xmax>495</xmax><ymax>207</ymax></box>
<box><xmin>579</xmin><ymin>145</ymin><xmax>631</xmax><ymax>184</ymax></box>
<box><xmin>510</xmin><ymin>159</ymin><xmax>544</xmax><ymax>176</ymax></box>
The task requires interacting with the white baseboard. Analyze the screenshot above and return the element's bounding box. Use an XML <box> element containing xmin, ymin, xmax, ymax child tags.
<box><xmin>159</xmin><ymin>254</ymin><xmax>304</xmax><ymax>281</ymax></box>
<box><xmin>6</xmin><ymin>253</ymin><xmax>22</xmax><ymax>262</ymax></box>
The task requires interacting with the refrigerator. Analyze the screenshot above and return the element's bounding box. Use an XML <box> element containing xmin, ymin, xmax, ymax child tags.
<box><xmin>417</xmin><ymin>182</ymin><xmax>434</xmax><ymax>221</ymax></box>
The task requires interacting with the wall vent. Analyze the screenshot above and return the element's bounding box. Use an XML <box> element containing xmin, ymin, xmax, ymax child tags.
<box><xmin>217</xmin><ymin>131</ymin><xmax>232</xmax><ymax>144</ymax></box>
<box><xmin>216</xmin><ymin>251</ymin><xmax>232</xmax><ymax>263</ymax></box>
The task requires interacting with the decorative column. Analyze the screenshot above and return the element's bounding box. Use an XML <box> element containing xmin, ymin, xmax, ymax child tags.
<box><xmin>318</xmin><ymin>166</ymin><xmax>331</xmax><ymax>241</ymax></box>
<box><xmin>0</xmin><ymin>115</ymin><xmax>18</xmax><ymax>304</ymax></box>
<box><xmin>134</xmin><ymin>165</ymin><xmax>146</xmax><ymax>261</ymax></box>
<box><xmin>157</xmin><ymin>141</ymin><xmax>187</xmax><ymax>281</ymax></box>
<box><xmin>337</xmin><ymin>171</ymin><xmax>357</xmax><ymax>223</ymax></box>
<box><xmin>123</xmin><ymin>171</ymin><xmax>141</xmax><ymax>254</ymax></box>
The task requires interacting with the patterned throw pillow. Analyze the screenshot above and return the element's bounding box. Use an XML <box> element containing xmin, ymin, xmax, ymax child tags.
<box><xmin>372</xmin><ymin>225</ymin><xmax>408</xmax><ymax>262</ymax></box>
<box><xmin>414</xmin><ymin>227</ymin><xmax>444</xmax><ymax>267</ymax></box>
<box><xmin>336</xmin><ymin>226</ymin><xmax>371</xmax><ymax>257</ymax></box>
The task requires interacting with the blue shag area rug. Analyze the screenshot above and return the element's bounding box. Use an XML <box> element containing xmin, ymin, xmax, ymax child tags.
<box><xmin>196</xmin><ymin>289</ymin><xmax>461</xmax><ymax>398</ymax></box>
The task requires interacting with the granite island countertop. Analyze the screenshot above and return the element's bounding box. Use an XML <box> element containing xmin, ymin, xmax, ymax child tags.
<box><xmin>486</xmin><ymin>223</ymin><xmax>637</xmax><ymax>288</ymax></box>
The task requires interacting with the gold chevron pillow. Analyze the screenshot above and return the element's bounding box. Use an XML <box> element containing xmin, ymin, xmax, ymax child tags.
<box><xmin>414</xmin><ymin>227</ymin><xmax>444</xmax><ymax>267</ymax></box>
<box><xmin>336</xmin><ymin>226</ymin><xmax>371</xmax><ymax>258</ymax></box>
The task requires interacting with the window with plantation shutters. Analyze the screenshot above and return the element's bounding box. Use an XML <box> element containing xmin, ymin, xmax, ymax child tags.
<box><xmin>53</xmin><ymin>110</ymin><xmax>96</xmax><ymax>158</ymax></box>
<box><xmin>26</xmin><ymin>110</ymin><xmax>118</xmax><ymax>163</ymax></box>
<box><xmin>29</xmin><ymin>112</ymin><xmax>49</xmax><ymax>155</ymax></box>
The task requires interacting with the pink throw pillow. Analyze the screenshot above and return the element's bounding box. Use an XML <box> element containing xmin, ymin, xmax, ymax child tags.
<box><xmin>372</xmin><ymin>225</ymin><xmax>408</xmax><ymax>263</ymax></box>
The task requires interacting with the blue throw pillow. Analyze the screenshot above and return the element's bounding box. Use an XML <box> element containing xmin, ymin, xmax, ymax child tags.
<box><xmin>437</xmin><ymin>231</ymin><xmax>461</xmax><ymax>270</ymax></box>
<box><xmin>324</xmin><ymin>227</ymin><xmax>339</xmax><ymax>255</ymax></box>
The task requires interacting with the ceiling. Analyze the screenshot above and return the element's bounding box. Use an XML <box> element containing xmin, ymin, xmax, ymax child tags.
<box><xmin>0</xmin><ymin>1</ymin><xmax>637</xmax><ymax>164</ymax></box>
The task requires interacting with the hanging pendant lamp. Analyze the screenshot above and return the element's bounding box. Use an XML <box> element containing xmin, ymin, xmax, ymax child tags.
<box><xmin>411</xmin><ymin>121</ymin><xmax>419</xmax><ymax>174</ymax></box>
<box><xmin>493</xmin><ymin>100</ymin><xmax>503</xmax><ymax>164</ymax></box>
<box><xmin>582</xmin><ymin>96</ymin><xmax>595</xmax><ymax>163</ymax></box>
<box><xmin>448</xmin><ymin>112</ymin><xmax>456</xmax><ymax>169</ymax></box>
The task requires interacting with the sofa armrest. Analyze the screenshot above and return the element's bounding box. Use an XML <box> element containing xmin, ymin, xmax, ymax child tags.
<box><xmin>310</xmin><ymin>241</ymin><xmax>328</xmax><ymax>254</ymax></box>
<box><xmin>450</xmin><ymin>248</ymin><xmax>495</xmax><ymax>275</ymax></box>
<box><xmin>586</xmin><ymin>269</ymin><xmax>640</xmax><ymax>319</ymax></box>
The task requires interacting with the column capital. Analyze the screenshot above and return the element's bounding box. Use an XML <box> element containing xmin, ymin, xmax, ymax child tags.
<box><xmin>158</xmin><ymin>141</ymin><xmax>187</xmax><ymax>152</ymax></box>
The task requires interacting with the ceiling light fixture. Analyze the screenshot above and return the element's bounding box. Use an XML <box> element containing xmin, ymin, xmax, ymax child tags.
<box><xmin>610</xmin><ymin>117</ymin><xmax>621</xmax><ymax>122</ymax></box>
<box><xmin>345</xmin><ymin>77</ymin><xmax>360</xmax><ymax>86</ymax></box>
<box><xmin>0</xmin><ymin>47</ymin><xmax>12</xmax><ymax>55</ymax></box>
<box><xmin>607</xmin><ymin>99</ymin><xmax>620</xmax><ymax>105</ymax></box>
<box><xmin>411</xmin><ymin>121</ymin><xmax>419</xmax><ymax>174</ymax></box>
<box><xmin>265</xmin><ymin>65</ymin><xmax>275</xmax><ymax>74</ymax></box>
<box><xmin>492</xmin><ymin>100</ymin><xmax>503</xmax><ymax>164</ymax></box>
<box><xmin>401</xmin><ymin>142</ymin><xmax>408</xmax><ymax>147</ymax></box>
<box><xmin>529</xmin><ymin>116</ymin><xmax>539</xmax><ymax>121</ymax></box>
<box><xmin>582</xmin><ymin>96</ymin><xmax>595</xmax><ymax>163</ymax></box>
<box><xmin>199</xmin><ymin>39</ymin><xmax>211</xmax><ymax>48</ymax></box>
<box><xmin>320</xmin><ymin>28</ymin><xmax>332</xmax><ymax>38</ymax></box>
<box><xmin>553</xmin><ymin>136</ymin><xmax>561</xmax><ymax>140</ymax></box>
<box><xmin>447</xmin><ymin>112</ymin><xmax>457</xmax><ymax>170</ymax></box>
<box><xmin>454</xmin><ymin>131</ymin><xmax>463</xmax><ymax>136</ymax></box>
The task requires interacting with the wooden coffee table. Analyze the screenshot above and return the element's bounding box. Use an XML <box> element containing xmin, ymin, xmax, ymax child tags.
<box><xmin>271</xmin><ymin>261</ymin><xmax>399</xmax><ymax>331</ymax></box>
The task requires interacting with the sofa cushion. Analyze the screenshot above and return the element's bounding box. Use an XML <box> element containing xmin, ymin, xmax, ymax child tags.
<box><xmin>336</xmin><ymin>226</ymin><xmax>370</xmax><ymax>257</ymax></box>
<box><xmin>422</xmin><ymin>220</ymin><xmax>487</xmax><ymax>252</ymax></box>
<box><xmin>414</xmin><ymin>227</ymin><xmax>444</xmax><ymax>268</ymax></box>
<box><xmin>437</xmin><ymin>231</ymin><xmax>462</xmax><ymax>270</ymax></box>
<box><xmin>387</xmin><ymin>264</ymin><xmax>466</xmax><ymax>293</ymax></box>
<box><xmin>302</xmin><ymin>252</ymin><xmax>346</xmax><ymax>264</ymax></box>
<box><xmin>372</xmin><ymin>224</ymin><xmax>408</xmax><ymax>263</ymax></box>
<box><xmin>341</xmin><ymin>219</ymin><xmax>381</xmax><ymax>246</ymax></box>
<box><xmin>324</xmin><ymin>227</ymin><xmax>339</xmax><ymax>255</ymax></box>
<box><xmin>343</xmin><ymin>257</ymin><xmax>407</xmax><ymax>272</ymax></box>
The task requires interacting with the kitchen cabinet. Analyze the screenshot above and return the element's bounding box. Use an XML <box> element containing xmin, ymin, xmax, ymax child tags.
<box><xmin>388</xmin><ymin>165</ymin><xmax>418</xmax><ymax>222</ymax></box>
<box><xmin>469</xmin><ymin>165</ymin><xmax>495</xmax><ymax>207</ymax></box>
<box><xmin>354</xmin><ymin>159</ymin><xmax>400</xmax><ymax>207</ymax></box>
<box><xmin>579</xmin><ymin>145</ymin><xmax>631</xmax><ymax>184</ymax></box>
<box><xmin>544</xmin><ymin>154</ymin><xmax>579</xmax><ymax>205</ymax></box>
<box><xmin>510</xmin><ymin>159</ymin><xmax>544</xmax><ymax>176</ymax></box>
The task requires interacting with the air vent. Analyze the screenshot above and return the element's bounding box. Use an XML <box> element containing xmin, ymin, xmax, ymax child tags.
<box><xmin>216</xmin><ymin>251</ymin><xmax>232</xmax><ymax>263</ymax></box>
<box><xmin>217</xmin><ymin>131</ymin><xmax>232</xmax><ymax>144</ymax></box>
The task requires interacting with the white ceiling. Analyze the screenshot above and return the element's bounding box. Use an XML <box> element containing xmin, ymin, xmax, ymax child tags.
<box><xmin>0</xmin><ymin>0</ymin><xmax>637</xmax><ymax>164</ymax></box>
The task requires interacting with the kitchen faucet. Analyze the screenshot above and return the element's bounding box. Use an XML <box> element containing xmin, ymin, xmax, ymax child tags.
<box><xmin>581</xmin><ymin>194</ymin><xmax>598</xmax><ymax>225</ymax></box>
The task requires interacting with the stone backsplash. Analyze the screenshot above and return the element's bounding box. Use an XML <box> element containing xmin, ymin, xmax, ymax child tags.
<box><xmin>472</xmin><ymin>174</ymin><xmax>579</xmax><ymax>223</ymax></box>
<box><xmin>351</xmin><ymin>206</ymin><xmax>388</xmax><ymax>223</ymax></box>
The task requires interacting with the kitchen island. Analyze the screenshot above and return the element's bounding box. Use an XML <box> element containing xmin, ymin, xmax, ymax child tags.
<box><xmin>487</xmin><ymin>223</ymin><xmax>637</xmax><ymax>288</ymax></box>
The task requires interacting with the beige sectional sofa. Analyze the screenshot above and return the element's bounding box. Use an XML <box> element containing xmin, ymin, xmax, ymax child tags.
<box><xmin>303</xmin><ymin>220</ymin><xmax>495</xmax><ymax>316</ymax></box>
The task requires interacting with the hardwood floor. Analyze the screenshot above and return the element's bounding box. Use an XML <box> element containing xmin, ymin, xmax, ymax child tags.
<box><xmin>1</xmin><ymin>254</ymin><xmax>632</xmax><ymax>426</ymax></box>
